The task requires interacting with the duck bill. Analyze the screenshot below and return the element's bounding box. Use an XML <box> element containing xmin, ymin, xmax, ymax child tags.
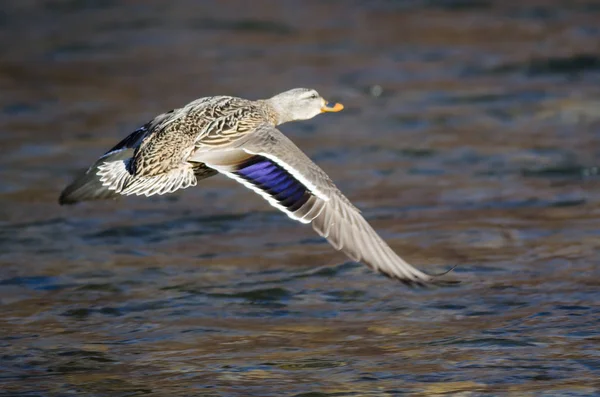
<box><xmin>321</xmin><ymin>101</ymin><xmax>344</xmax><ymax>112</ymax></box>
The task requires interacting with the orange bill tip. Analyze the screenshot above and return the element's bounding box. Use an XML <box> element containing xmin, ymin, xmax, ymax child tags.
<box><xmin>321</xmin><ymin>102</ymin><xmax>344</xmax><ymax>112</ymax></box>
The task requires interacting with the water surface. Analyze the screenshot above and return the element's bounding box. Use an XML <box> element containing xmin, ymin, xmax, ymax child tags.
<box><xmin>1</xmin><ymin>1</ymin><xmax>600</xmax><ymax>395</ymax></box>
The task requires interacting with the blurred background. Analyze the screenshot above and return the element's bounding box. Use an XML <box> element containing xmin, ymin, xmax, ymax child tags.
<box><xmin>1</xmin><ymin>0</ymin><xmax>600</xmax><ymax>395</ymax></box>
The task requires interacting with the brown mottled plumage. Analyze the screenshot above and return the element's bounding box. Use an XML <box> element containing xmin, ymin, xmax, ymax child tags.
<box><xmin>60</xmin><ymin>88</ymin><xmax>450</xmax><ymax>286</ymax></box>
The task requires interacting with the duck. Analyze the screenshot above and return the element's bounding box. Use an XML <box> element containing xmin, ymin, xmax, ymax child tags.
<box><xmin>59</xmin><ymin>88</ymin><xmax>444</xmax><ymax>286</ymax></box>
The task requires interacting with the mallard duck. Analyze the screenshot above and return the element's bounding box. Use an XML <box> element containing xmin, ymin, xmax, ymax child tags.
<box><xmin>60</xmin><ymin>88</ymin><xmax>442</xmax><ymax>285</ymax></box>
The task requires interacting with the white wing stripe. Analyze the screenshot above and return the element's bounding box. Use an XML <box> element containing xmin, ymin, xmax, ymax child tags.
<box><xmin>242</xmin><ymin>149</ymin><xmax>329</xmax><ymax>202</ymax></box>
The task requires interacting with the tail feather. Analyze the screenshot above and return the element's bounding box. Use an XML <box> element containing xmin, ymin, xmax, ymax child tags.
<box><xmin>97</xmin><ymin>158</ymin><xmax>134</xmax><ymax>193</ymax></box>
<box><xmin>59</xmin><ymin>149</ymin><xmax>133</xmax><ymax>205</ymax></box>
<box><xmin>60</xmin><ymin>151</ymin><xmax>219</xmax><ymax>205</ymax></box>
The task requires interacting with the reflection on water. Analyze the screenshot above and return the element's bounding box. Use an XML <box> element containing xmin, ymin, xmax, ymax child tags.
<box><xmin>1</xmin><ymin>0</ymin><xmax>600</xmax><ymax>395</ymax></box>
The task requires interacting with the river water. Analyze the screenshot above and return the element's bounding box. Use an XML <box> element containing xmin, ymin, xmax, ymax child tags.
<box><xmin>1</xmin><ymin>1</ymin><xmax>600</xmax><ymax>395</ymax></box>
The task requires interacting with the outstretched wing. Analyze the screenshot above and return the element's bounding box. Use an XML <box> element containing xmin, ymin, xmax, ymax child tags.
<box><xmin>192</xmin><ymin>124</ymin><xmax>438</xmax><ymax>285</ymax></box>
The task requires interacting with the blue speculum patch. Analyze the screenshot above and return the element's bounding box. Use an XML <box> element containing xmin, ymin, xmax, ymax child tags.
<box><xmin>236</xmin><ymin>156</ymin><xmax>310</xmax><ymax>211</ymax></box>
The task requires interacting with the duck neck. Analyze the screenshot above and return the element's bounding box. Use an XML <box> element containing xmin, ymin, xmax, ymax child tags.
<box><xmin>260</xmin><ymin>99</ymin><xmax>289</xmax><ymax>126</ymax></box>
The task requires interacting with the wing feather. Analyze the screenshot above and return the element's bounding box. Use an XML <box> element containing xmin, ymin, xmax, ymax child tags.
<box><xmin>60</xmin><ymin>103</ymin><xmax>220</xmax><ymax>204</ymax></box>
<box><xmin>195</xmin><ymin>124</ymin><xmax>440</xmax><ymax>285</ymax></box>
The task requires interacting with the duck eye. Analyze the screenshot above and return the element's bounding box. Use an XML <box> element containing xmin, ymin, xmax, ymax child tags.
<box><xmin>309</xmin><ymin>93</ymin><xmax>318</xmax><ymax>99</ymax></box>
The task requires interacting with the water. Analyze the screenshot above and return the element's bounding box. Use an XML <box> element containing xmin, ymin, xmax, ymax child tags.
<box><xmin>1</xmin><ymin>0</ymin><xmax>600</xmax><ymax>395</ymax></box>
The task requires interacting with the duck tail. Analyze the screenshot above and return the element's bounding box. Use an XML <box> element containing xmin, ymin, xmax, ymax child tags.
<box><xmin>59</xmin><ymin>150</ymin><xmax>132</xmax><ymax>205</ymax></box>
